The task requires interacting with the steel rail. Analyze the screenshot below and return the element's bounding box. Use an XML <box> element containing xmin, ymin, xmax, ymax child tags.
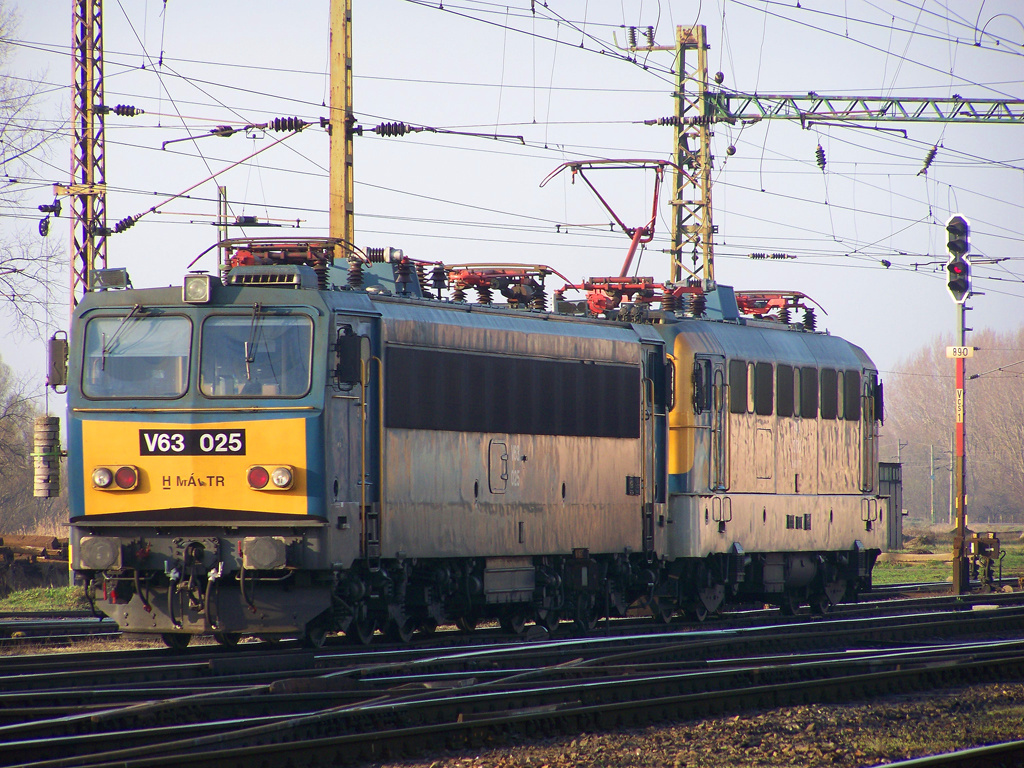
<box><xmin>872</xmin><ymin>739</ymin><xmax>1024</xmax><ymax>768</ymax></box>
<box><xmin>9</xmin><ymin>641</ymin><xmax>1024</xmax><ymax>768</ymax></box>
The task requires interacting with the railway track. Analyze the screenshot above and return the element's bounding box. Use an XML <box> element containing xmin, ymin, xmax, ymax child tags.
<box><xmin>877</xmin><ymin>740</ymin><xmax>1024</xmax><ymax>768</ymax></box>
<box><xmin>1</xmin><ymin>599</ymin><xmax>1023</xmax><ymax>768</ymax></box>
<box><xmin>0</xmin><ymin>613</ymin><xmax>117</xmax><ymax>644</ymax></box>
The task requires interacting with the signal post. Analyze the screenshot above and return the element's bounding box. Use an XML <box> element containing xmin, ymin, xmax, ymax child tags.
<box><xmin>944</xmin><ymin>215</ymin><xmax>974</xmax><ymax>594</ymax></box>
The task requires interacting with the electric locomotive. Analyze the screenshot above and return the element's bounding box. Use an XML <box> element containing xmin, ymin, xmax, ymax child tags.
<box><xmin>65</xmin><ymin>241</ymin><xmax>884</xmax><ymax>648</ymax></box>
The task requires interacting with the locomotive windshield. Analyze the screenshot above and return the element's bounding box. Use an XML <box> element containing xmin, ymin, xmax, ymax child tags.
<box><xmin>82</xmin><ymin>313</ymin><xmax>191</xmax><ymax>399</ymax></box>
<box><xmin>199</xmin><ymin>314</ymin><xmax>313</xmax><ymax>397</ymax></box>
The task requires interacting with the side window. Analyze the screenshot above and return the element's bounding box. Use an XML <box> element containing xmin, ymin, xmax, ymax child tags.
<box><xmin>820</xmin><ymin>367</ymin><xmax>838</xmax><ymax>420</ymax></box>
<box><xmin>800</xmin><ymin>367</ymin><xmax>818</xmax><ymax>419</ymax></box>
<box><xmin>746</xmin><ymin>362</ymin><xmax>756</xmax><ymax>413</ymax></box>
<box><xmin>647</xmin><ymin>350</ymin><xmax>669</xmax><ymax>410</ymax></box>
<box><xmin>754</xmin><ymin>362</ymin><xmax>774</xmax><ymax>416</ymax></box>
<box><xmin>776</xmin><ymin>364</ymin><xmax>794</xmax><ymax>418</ymax></box>
<box><xmin>728</xmin><ymin>359</ymin><xmax>747</xmax><ymax>414</ymax></box>
<box><xmin>845</xmin><ymin>370</ymin><xmax>862</xmax><ymax>421</ymax></box>
<box><xmin>692</xmin><ymin>359</ymin><xmax>711</xmax><ymax>413</ymax></box>
<box><xmin>837</xmin><ymin>371</ymin><xmax>846</xmax><ymax>419</ymax></box>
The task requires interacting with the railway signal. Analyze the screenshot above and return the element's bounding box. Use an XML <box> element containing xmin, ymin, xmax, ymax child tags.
<box><xmin>945</xmin><ymin>215</ymin><xmax>971</xmax><ymax>304</ymax></box>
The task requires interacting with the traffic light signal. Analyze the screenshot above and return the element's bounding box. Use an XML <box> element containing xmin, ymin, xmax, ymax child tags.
<box><xmin>946</xmin><ymin>255</ymin><xmax>970</xmax><ymax>303</ymax></box>
<box><xmin>945</xmin><ymin>215</ymin><xmax>971</xmax><ymax>304</ymax></box>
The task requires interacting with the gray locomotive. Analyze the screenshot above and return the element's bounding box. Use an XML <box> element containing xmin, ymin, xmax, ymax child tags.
<box><xmin>66</xmin><ymin>241</ymin><xmax>884</xmax><ymax>647</ymax></box>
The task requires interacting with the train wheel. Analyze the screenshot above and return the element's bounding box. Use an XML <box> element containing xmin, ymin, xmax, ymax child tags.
<box><xmin>536</xmin><ymin>608</ymin><xmax>560</xmax><ymax>632</ymax></box>
<box><xmin>347</xmin><ymin>610</ymin><xmax>375</xmax><ymax>645</ymax></box>
<box><xmin>386</xmin><ymin>616</ymin><xmax>417</xmax><ymax>644</ymax></box>
<box><xmin>778</xmin><ymin>591</ymin><xmax>802</xmax><ymax>616</ymax></box>
<box><xmin>650</xmin><ymin>597</ymin><xmax>675</xmax><ymax>625</ymax></box>
<box><xmin>455</xmin><ymin>615</ymin><xmax>478</xmax><ymax>634</ymax></box>
<box><xmin>809</xmin><ymin>591</ymin><xmax>832</xmax><ymax>615</ymax></box>
<box><xmin>572</xmin><ymin>594</ymin><xmax>598</xmax><ymax>635</ymax></box>
<box><xmin>684</xmin><ymin>602</ymin><xmax>708</xmax><ymax>622</ymax></box>
<box><xmin>301</xmin><ymin>616</ymin><xmax>330</xmax><ymax>649</ymax></box>
<box><xmin>499</xmin><ymin>612</ymin><xmax>528</xmax><ymax>636</ymax></box>
<box><xmin>161</xmin><ymin>633</ymin><xmax>191</xmax><ymax>651</ymax></box>
<box><xmin>418</xmin><ymin>619</ymin><xmax>438</xmax><ymax>637</ymax></box>
<box><xmin>213</xmin><ymin>632</ymin><xmax>241</xmax><ymax>647</ymax></box>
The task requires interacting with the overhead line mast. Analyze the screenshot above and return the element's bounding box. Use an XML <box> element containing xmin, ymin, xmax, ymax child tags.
<box><xmin>65</xmin><ymin>0</ymin><xmax>107</xmax><ymax>306</ymax></box>
<box><xmin>628</xmin><ymin>25</ymin><xmax>1024</xmax><ymax>291</ymax></box>
<box><xmin>330</xmin><ymin>0</ymin><xmax>355</xmax><ymax>264</ymax></box>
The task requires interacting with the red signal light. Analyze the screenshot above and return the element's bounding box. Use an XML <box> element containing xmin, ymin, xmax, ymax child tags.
<box><xmin>114</xmin><ymin>466</ymin><xmax>138</xmax><ymax>489</ymax></box>
<box><xmin>247</xmin><ymin>466</ymin><xmax>270</xmax><ymax>489</ymax></box>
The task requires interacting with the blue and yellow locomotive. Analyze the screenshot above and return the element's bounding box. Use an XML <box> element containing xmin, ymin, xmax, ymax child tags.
<box><xmin>66</xmin><ymin>241</ymin><xmax>884</xmax><ymax>647</ymax></box>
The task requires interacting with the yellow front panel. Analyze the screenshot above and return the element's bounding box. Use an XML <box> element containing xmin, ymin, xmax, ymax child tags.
<box><xmin>81</xmin><ymin>418</ymin><xmax>308</xmax><ymax>515</ymax></box>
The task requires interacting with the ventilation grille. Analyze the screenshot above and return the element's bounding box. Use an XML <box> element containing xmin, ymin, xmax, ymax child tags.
<box><xmin>225</xmin><ymin>265</ymin><xmax>318</xmax><ymax>289</ymax></box>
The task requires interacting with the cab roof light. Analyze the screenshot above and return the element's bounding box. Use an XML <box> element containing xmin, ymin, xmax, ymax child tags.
<box><xmin>183</xmin><ymin>272</ymin><xmax>213</xmax><ymax>303</ymax></box>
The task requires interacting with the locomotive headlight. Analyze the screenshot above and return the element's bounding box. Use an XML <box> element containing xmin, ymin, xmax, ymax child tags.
<box><xmin>92</xmin><ymin>467</ymin><xmax>113</xmax><ymax>488</ymax></box>
<box><xmin>270</xmin><ymin>466</ymin><xmax>293</xmax><ymax>489</ymax></box>
<box><xmin>182</xmin><ymin>272</ymin><xmax>212</xmax><ymax>304</ymax></box>
<box><xmin>247</xmin><ymin>465</ymin><xmax>294</xmax><ymax>491</ymax></box>
<box><xmin>92</xmin><ymin>465</ymin><xmax>140</xmax><ymax>491</ymax></box>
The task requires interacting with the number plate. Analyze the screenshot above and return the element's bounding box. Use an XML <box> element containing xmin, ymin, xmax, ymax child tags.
<box><xmin>139</xmin><ymin>429</ymin><xmax>246</xmax><ymax>456</ymax></box>
<box><xmin>946</xmin><ymin>346</ymin><xmax>974</xmax><ymax>358</ymax></box>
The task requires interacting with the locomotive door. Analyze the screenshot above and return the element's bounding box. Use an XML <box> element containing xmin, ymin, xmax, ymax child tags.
<box><xmin>641</xmin><ymin>345</ymin><xmax>668</xmax><ymax>554</ymax></box>
<box><xmin>696</xmin><ymin>355</ymin><xmax>728</xmax><ymax>491</ymax></box>
<box><xmin>328</xmin><ymin>316</ymin><xmax>377</xmax><ymax>563</ymax></box>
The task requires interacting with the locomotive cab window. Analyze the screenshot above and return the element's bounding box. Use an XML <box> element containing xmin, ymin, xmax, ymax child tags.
<box><xmin>200</xmin><ymin>314</ymin><xmax>313</xmax><ymax>397</ymax></box>
<box><xmin>83</xmin><ymin>313</ymin><xmax>191</xmax><ymax>399</ymax></box>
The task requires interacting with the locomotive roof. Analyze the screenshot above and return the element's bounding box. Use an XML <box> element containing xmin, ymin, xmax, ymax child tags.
<box><xmin>666</xmin><ymin>316</ymin><xmax>875</xmax><ymax>372</ymax></box>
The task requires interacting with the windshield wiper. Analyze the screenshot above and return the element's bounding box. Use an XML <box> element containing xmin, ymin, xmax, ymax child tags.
<box><xmin>244</xmin><ymin>302</ymin><xmax>262</xmax><ymax>379</ymax></box>
<box><xmin>101</xmin><ymin>304</ymin><xmax>144</xmax><ymax>370</ymax></box>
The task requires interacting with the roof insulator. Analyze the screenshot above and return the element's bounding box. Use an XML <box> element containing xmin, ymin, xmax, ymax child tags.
<box><xmin>268</xmin><ymin>117</ymin><xmax>307</xmax><ymax>132</ymax></box>
<box><xmin>372</xmin><ymin>121</ymin><xmax>422</xmax><ymax>137</ymax></box>
<box><xmin>97</xmin><ymin>104</ymin><xmax>144</xmax><ymax>117</ymax></box>
<box><xmin>918</xmin><ymin>145</ymin><xmax>938</xmax><ymax>176</ymax></box>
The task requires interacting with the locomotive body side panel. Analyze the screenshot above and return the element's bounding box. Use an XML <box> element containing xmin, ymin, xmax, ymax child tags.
<box><xmin>375</xmin><ymin>300</ymin><xmax>647</xmax><ymax>559</ymax></box>
<box><xmin>382</xmin><ymin>431</ymin><xmax>642</xmax><ymax>557</ymax></box>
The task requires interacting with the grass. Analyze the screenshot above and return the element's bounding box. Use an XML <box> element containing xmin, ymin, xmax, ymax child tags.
<box><xmin>0</xmin><ymin>586</ymin><xmax>90</xmax><ymax>612</ymax></box>
<box><xmin>873</xmin><ymin>534</ymin><xmax>1024</xmax><ymax>586</ymax></box>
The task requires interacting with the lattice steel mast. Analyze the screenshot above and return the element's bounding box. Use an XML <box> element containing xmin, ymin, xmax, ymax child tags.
<box><xmin>64</xmin><ymin>0</ymin><xmax>107</xmax><ymax>306</ymax></box>
<box><xmin>330</xmin><ymin>0</ymin><xmax>355</xmax><ymax>264</ymax></box>
<box><xmin>628</xmin><ymin>24</ymin><xmax>1024</xmax><ymax>290</ymax></box>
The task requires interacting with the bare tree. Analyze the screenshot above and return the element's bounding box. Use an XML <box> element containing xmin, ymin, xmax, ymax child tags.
<box><xmin>0</xmin><ymin>355</ymin><xmax>67</xmax><ymax>534</ymax></box>
<box><xmin>0</xmin><ymin>0</ymin><xmax>62</xmax><ymax>332</ymax></box>
<box><xmin>881</xmin><ymin>327</ymin><xmax>1024</xmax><ymax>526</ymax></box>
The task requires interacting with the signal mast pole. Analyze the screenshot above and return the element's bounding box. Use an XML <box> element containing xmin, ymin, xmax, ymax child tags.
<box><xmin>944</xmin><ymin>215</ymin><xmax>971</xmax><ymax>594</ymax></box>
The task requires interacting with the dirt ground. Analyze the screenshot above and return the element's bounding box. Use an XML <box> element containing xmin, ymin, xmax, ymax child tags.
<box><xmin>371</xmin><ymin>683</ymin><xmax>1024</xmax><ymax>768</ymax></box>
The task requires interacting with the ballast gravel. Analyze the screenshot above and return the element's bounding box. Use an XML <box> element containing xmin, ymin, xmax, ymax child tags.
<box><xmin>370</xmin><ymin>683</ymin><xmax>1024</xmax><ymax>768</ymax></box>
